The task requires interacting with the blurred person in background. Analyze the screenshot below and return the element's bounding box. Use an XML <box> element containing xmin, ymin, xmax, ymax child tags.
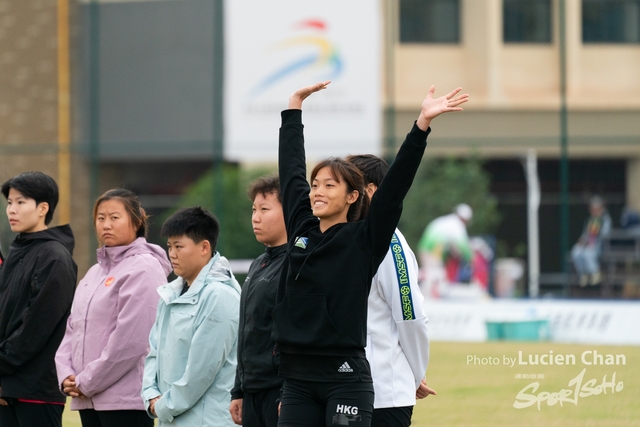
<box><xmin>347</xmin><ymin>155</ymin><xmax>435</xmax><ymax>427</ymax></box>
<box><xmin>229</xmin><ymin>175</ymin><xmax>287</xmax><ymax>427</ymax></box>
<box><xmin>620</xmin><ymin>206</ymin><xmax>640</xmax><ymax>230</ymax></box>
<box><xmin>418</xmin><ymin>204</ymin><xmax>473</xmax><ymax>298</ymax></box>
<box><xmin>571</xmin><ymin>196</ymin><xmax>611</xmax><ymax>286</ymax></box>
<box><xmin>0</xmin><ymin>172</ymin><xmax>77</xmax><ymax>427</ymax></box>
<box><xmin>55</xmin><ymin>188</ymin><xmax>171</xmax><ymax>427</ymax></box>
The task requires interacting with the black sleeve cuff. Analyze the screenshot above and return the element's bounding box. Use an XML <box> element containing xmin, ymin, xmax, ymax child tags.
<box><xmin>281</xmin><ymin>109</ymin><xmax>303</xmax><ymax>125</ymax></box>
<box><xmin>409</xmin><ymin>121</ymin><xmax>431</xmax><ymax>142</ymax></box>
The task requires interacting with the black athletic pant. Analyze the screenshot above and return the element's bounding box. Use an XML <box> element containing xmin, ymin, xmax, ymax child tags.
<box><xmin>78</xmin><ymin>409</ymin><xmax>153</xmax><ymax>427</ymax></box>
<box><xmin>371</xmin><ymin>406</ymin><xmax>413</xmax><ymax>427</ymax></box>
<box><xmin>243</xmin><ymin>386</ymin><xmax>281</xmax><ymax>427</ymax></box>
<box><xmin>278</xmin><ymin>379</ymin><xmax>374</xmax><ymax>427</ymax></box>
<box><xmin>0</xmin><ymin>399</ymin><xmax>64</xmax><ymax>427</ymax></box>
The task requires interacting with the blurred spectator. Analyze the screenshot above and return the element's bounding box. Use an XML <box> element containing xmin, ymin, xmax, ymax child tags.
<box><xmin>620</xmin><ymin>206</ymin><xmax>640</xmax><ymax>230</ymax></box>
<box><xmin>418</xmin><ymin>204</ymin><xmax>473</xmax><ymax>297</ymax></box>
<box><xmin>469</xmin><ymin>237</ymin><xmax>493</xmax><ymax>291</ymax></box>
<box><xmin>571</xmin><ymin>196</ymin><xmax>611</xmax><ymax>286</ymax></box>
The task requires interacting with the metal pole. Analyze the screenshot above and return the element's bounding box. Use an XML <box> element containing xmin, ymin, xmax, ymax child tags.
<box><xmin>383</xmin><ymin>0</ymin><xmax>397</xmax><ymax>163</ymax></box>
<box><xmin>524</xmin><ymin>149</ymin><xmax>540</xmax><ymax>298</ymax></box>
<box><xmin>89</xmin><ymin>0</ymin><xmax>101</xmax><ymax>253</ymax></box>
<box><xmin>212</xmin><ymin>0</ymin><xmax>225</xmax><ymax>251</ymax></box>
<box><xmin>57</xmin><ymin>0</ymin><xmax>71</xmax><ymax>225</ymax></box>
<box><xmin>559</xmin><ymin>0</ymin><xmax>570</xmax><ymax>292</ymax></box>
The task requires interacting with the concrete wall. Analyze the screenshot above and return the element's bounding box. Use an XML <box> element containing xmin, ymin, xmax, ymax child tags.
<box><xmin>0</xmin><ymin>0</ymin><xmax>92</xmax><ymax>276</ymax></box>
<box><xmin>386</xmin><ymin>0</ymin><xmax>640</xmax><ymax>210</ymax></box>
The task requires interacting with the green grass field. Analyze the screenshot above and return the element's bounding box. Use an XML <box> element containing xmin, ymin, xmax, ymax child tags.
<box><xmin>412</xmin><ymin>341</ymin><xmax>640</xmax><ymax>427</ymax></box>
<box><xmin>62</xmin><ymin>405</ymin><xmax>80</xmax><ymax>427</ymax></box>
<box><xmin>62</xmin><ymin>341</ymin><xmax>639</xmax><ymax>426</ymax></box>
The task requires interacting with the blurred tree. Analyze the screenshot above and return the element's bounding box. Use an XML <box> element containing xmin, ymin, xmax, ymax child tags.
<box><xmin>399</xmin><ymin>156</ymin><xmax>501</xmax><ymax>250</ymax></box>
<box><xmin>161</xmin><ymin>157</ymin><xmax>500</xmax><ymax>265</ymax></box>
<box><xmin>160</xmin><ymin>164</ymin><xmax>274</xmax><ymax>261</ymax></box>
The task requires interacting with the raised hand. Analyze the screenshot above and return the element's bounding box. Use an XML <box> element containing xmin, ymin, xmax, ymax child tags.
<box><xmin>288</xmin><ymin>81</ymin><xmax>331</xmax><ymax>109</ymax></box>
<box><xmin>416</xmin><ymin>86</ymin><xmax>469</xmax><ymax>131</ymax></box>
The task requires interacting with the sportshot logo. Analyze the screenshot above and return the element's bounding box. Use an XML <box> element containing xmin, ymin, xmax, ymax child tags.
<box><xmin>513</xmin><ymin>368</ymin><xmax>624</xmax><ymax>410</ymax></box>
<box><xmin>338</xmin><ymin>362</ymin><xmax>354</xmax><ymax>372</ymax></box>
<box><xmin>464</xmin><ymin>349</ymin><xmax>627</xmax><ymax>410</ymax></box>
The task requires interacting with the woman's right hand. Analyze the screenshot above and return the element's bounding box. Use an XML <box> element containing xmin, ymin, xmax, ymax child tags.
<box><xmin>288</xmin><ymin>81</ymin><xmax>331</xmax><ymax>110</ymax></box>
<box><xmin>229</xmin><ymin>398</ymin><xmax>243</xmax><ymax>425</ymax></box>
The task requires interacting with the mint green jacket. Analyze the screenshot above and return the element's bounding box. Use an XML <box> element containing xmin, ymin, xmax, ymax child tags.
<box><xmin>142</xmin><ymin>253</ymin><xmax>241</xmax><ymax>426</ymax></box>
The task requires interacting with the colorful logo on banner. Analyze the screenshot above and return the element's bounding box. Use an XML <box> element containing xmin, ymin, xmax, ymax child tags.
<box><xmin>249</xmin><ymin>19</ymin><xmax>343</xmax><ymax>97</ymax></box>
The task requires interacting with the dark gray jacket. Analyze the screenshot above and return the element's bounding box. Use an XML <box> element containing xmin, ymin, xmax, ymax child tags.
<box><xmin>231</xmin><ymin>244</ymin><xmax>286</xmax><ymax>399</ymax></box>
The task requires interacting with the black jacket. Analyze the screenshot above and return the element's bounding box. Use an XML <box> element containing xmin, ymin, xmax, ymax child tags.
<box><xmin>273</xmin><ymin>109</ymin><xmax>429</xmax><ymax>381</ymax></box>
<box><xmin>0</xmin><ymin>225</ymin><xmax>77</xmax><ymax>402</ymax></box>
<box><xmin>231</xmin><ymin>244</ymin><xmax>286</xmax><ymax>400</ymax></box>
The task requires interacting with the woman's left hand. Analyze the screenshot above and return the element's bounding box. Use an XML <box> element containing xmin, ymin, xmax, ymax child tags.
<box><xmin>416</xmin><ymin>86</ymin><xmax>469</xmax><ymax>131</ymax></box>
<box><xmin>62</xmin><ymin>375</ymin><xmax>86</xmax><ymax>398</ymax></box>
<box><xmin>416</xmin><ymin>378</ymin><xmax>437</xmax><ymax>399</ymax></box>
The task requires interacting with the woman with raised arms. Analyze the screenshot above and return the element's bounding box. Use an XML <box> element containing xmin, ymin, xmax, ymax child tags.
<box><xmin>273</xmin><ymin>81</ymin><xmax>468</xmax><ymax>427</ymax></box>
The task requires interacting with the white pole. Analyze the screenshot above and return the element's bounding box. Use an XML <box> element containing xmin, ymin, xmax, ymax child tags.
<box><xmin>524</xmin><ymin>149</ymin><xmax>541</xmax><ymax>298</ymax></box>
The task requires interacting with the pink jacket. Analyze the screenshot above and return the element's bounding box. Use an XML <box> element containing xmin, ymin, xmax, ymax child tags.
<box><xmin>55</xmin><ymin>237</ymin><xmax>171</xmax><ymax>411</ymax></box>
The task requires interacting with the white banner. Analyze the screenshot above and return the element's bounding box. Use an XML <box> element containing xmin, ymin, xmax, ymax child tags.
<box><xmin>224</xmin><ymin>0</ymin><xmax>382</xmax><ymax>162</ymax></box>
<box><xmin>425</xmin><ymin>299</ymin><xmax>640</xmax><ymax>345</ymax></box>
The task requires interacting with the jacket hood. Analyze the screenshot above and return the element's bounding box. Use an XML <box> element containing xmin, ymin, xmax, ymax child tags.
<box><xmin>15</xmin><ymin>224</ymin><xmax>75</xmax><ymax>255</ymax></box>
<box><xmin>158</xmin><ymin>252</ymin><xmax>241</xmax><ymax>304</ymax></box>
<box><xmin>96</xmin><ymin>237</ymin><xmax>172</xmax><ymax>275</ymax></box>
<box><xmin>204</xmin><ymin>253</ymin><xmax>242</xmax><ymax>293</ymax></box>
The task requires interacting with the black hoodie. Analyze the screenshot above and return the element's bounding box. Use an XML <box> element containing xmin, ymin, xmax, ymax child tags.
<box><xmin>273</xmin><ymin>109</ymin><xmax>429</xmax><ymax>382</ymax></box>
<box><xmin>0</xmin><ymin>225</ymin><xmax>77</xmax><ymax>402</ymax></box>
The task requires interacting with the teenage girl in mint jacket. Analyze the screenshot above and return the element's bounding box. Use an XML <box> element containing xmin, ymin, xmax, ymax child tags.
<box><xmin>55</xmin><ymin>189</ymin><xmax>171</xmax><ymax>427</ymax></box>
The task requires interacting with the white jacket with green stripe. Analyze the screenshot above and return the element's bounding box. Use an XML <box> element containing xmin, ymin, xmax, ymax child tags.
<box><xmin>365</xmin><ymin>228</ymin><xmax>430</xmax><ymax>409</ymax></box>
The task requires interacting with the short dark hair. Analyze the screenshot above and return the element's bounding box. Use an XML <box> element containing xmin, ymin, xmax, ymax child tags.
<box><xmin>346</xmin><ymin>154</ymin><xmax>389</xmax><ymax>187</ymax></box>
<box><xmin>310</xmin><ymin>157</ymin><xmax>368</xmax><ymax>223</ymax></box>
<box><xmin>248</xmin><ymin>174</ymin><xmax>281</xmax><ymax>203</ymax></box>
<box><xmin>161</xmin><ymin>207</ymin><xmax>220</xmax><ymax>254</ymax></box>
<box><xmin>2</xmin><ymin>172</ymin><xmax>59</xmax><ymax>225</ymax></box>
<box><xmin>93</xmin><ymin>188</ymin><xmax>149</xmax><ymax>238</ymax></box>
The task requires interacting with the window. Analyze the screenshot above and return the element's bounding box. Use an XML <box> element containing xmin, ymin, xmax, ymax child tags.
<box><xmin>503</xmin><ymin>0</ymin><xmax>552</xmax><ymax>43</ymax></box>
<box><xmin>400</xmin><ymin>0</ymin><xmax>460</xmax><ymax>43</ymax></box>
<box><xmin>583</xmin><ymin>0</ymin><xmax>640</xmax><ymax>43</ymax></box>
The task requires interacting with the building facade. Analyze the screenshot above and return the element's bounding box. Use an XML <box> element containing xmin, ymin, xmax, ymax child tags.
<box><xmin>2</xmin><ymin>0</ymin><xmax>639</xmax><ymax>278</ymax></box>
